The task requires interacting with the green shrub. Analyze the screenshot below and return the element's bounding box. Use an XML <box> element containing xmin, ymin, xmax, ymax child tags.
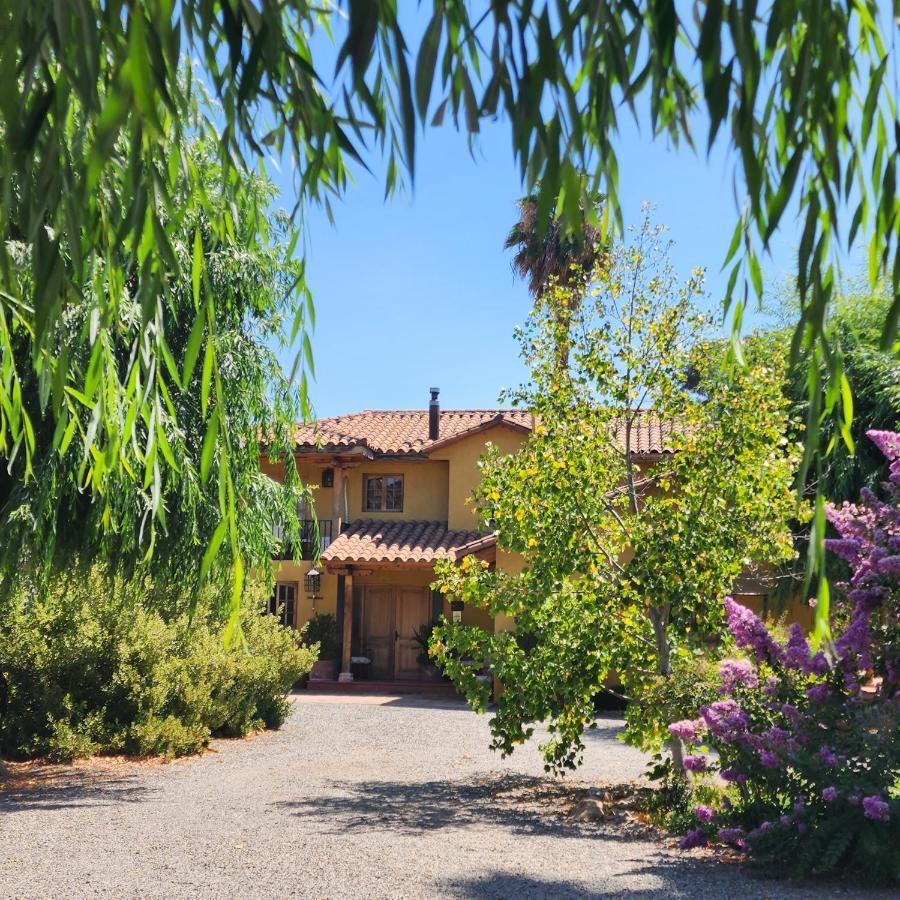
<box><xmin>0</xmin><ymin>568</ymin><xmax>316</xmax><ymax>760</ymax></box>
<box><xmin>302</xmin><ymin>612</ymin><xmax>339</xmax><ymax>659</ymax></box>
<box><xmin>624</xmin><ymin>650</ymin><xmax>722</xmax><ymax>754</ymax></box>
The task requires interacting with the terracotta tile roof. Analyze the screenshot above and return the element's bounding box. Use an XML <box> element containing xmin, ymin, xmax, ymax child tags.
<box><xmin>292</xmin><ymin>409</ymin><xmax>534</xmax><ymax>457</ymax></box>
<box><xmin>292</xmin><ymin>408</ymin><xmax>683</xmax><ymax>458</ymax></box>
<box><xmin>321</xmin><ymin>520</ymin><xmax>496</xmax><ymax>567</ymax></box>
<box><xmin>612</xmin><ymin>412</ymin><xmax>685</xmax><ymax>455</ymax></box>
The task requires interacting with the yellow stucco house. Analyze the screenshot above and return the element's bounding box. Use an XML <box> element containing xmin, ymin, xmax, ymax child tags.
<box><xmin>262</xmin><ymin>389</ymin><xmax>701</xmax><ymax>686</ymax></box>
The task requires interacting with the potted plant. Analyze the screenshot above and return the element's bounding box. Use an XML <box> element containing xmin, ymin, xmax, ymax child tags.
<box><xmin>303</xmin><ymin>613</ymin><xmax>341</xmax><ymax>682</ymax></box>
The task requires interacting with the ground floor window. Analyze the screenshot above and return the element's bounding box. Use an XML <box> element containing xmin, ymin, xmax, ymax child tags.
<box><xmin>267</xmin><ymin>582</ymin><xmax>297</xmax><ymax>628</ymax></box>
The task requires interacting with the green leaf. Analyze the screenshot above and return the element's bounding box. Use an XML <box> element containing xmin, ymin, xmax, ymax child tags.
<box><xmin>200</xmin><ymin>519</ymin><xmax>228</xmax><ymax>582</ymax></box>
<box><xmin>192</xmin><ymin>227</ymin><xmax>203</xmax><ymax>306</ymax></box>
<box><xmin>748</xmin><ymin>252</ymin><xmax>763</xmax><ymax>299</ymax></box>
<box><xmin>201</xmin><ymin>340</ymin><xmax>214</xmax><ymax>416</ymax></box>
<box><xmin>415</xmin><ymin>10</ymin><xmax>442</xmax><ymax>118</ymax></box>
<box><xmin>200</xmin><ymin>407</ymin><xmax>219</xmax><ymax>485</ymax></box>
<box><xmin>881</xmin><ymin>291</ymin><xmax>900</xmax><ymax>350</ymax></box>
<box><xmin>393</xmin><ymin>26</ymin><xmax>416</xmax><ymax>174</ymax></box>
<box><xmin>182</xmin><ymin>306</ymin><xmax>206</xmax><ymax>388</ymax></box>
<box><xmin>127</xmin><ymin>11</ymin><xmax>161</xmax><ymax>133</ymax></box>
<box><xmin>838</xmin><ymin>373</ymin><xmax>854</xmax><ymax>454</ymax></box>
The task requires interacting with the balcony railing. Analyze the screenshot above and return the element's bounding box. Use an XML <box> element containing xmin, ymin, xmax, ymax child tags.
<box><xmin>273</xmin><ymin>519</ymin><xmax>332</xmax><ymax>561</ymax></box>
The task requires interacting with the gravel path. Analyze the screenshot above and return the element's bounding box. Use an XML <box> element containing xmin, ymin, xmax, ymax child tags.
<box><xmin>0</xmin><ymin>693</ymin><xmax>887</xmax><ymax>899</ymax></box>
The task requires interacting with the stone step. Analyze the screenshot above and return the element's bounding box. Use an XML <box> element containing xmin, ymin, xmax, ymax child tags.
<box><xmin>303</xmin><ymin>679</ymin><xmax>460</xmax><ymax>697</ymax></box>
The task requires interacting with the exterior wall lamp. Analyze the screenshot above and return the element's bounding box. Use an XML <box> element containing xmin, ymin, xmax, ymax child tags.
<box><xmin>305</xmin><ymin>568</ymin><xmax>322</xmax><ymax>605</ymax></box>
<box><xmin>450</xmin><ymin>598</ymin><xmax>464</xmax><ymax>624</ymax></box>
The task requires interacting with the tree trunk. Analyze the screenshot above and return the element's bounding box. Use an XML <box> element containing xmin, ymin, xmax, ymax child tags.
<box><xmin>648</xmin><ymin>604</ymin><xmax>684</xmax><ymax>773</ymax></box>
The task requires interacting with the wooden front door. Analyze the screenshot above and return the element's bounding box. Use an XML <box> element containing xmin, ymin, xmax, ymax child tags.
<box><xmin>395</xmin><ymin>589</ymin><xmax>431</xmax><ymax>679</ymax></box>
<box><xmin>361</xmin><ymin>586</ymin><xmax>431</xmax><ymax>680</ymax></box>
<box><xmin>363</xmin><ymin>587</ymin><xmax>395</xmax><ymax>679</ymax></box>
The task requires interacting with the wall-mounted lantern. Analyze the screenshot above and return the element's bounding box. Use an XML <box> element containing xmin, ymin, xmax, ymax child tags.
<box><xmin>450</xmin><ymin>598</ymin><xmax>464</xmax><ymax>624</ymax></box>
<box><xmin>305</xmin><ymin>568</ymin><xmax>321</xmax><ymax>597</ymax></box>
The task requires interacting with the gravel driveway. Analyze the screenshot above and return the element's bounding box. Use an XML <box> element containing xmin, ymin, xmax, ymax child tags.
<box><xmin>0</xmin><ymin>693</ymin><xmax>886</xmax><ymax>899</ymax></box>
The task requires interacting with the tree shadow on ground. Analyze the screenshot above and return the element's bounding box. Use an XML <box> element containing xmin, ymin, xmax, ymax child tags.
<box><xmin>274</xmin><ymin>772</ymin><xmax>650</xmax><ymax>842</ymax></box>
<box><xmin>440</xmin><ymin>872</ymin><xmax>609</xmax><ymax>899</ymax></box>
<box><xmin>438</xmin><ymin>860</ymin><xmax>797</xmax><ymax>900</ymax></box>
<box><xmin>0</xmin><ymin>766</ymin><xmax>152</xmax><ymax>813</ymax></box>
<box><xmin>442</xmin><ymin>859</ymin><xmax>895</xmax><ymax>899</ymax></box>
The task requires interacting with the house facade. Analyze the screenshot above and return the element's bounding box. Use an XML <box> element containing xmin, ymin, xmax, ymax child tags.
<box><xmin>262</xmin><ymin>389</ymin><xmax>713</xmax><ymax>684</ymax></box>
<box><xmin>262</xmin><ymin>390</ymin><xmax>532</xmax><ymax>682</ymax></box>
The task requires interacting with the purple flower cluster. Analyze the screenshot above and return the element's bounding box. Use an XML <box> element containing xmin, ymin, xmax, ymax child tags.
<box><xmin>679</xmin><ymin>828</ymin><xmax>708</xmax><ymax>850</ymax></box>
<box><xmin>667</xmin><ymin>718</ymin><xmax>705</xmax><ymax>743</ymax></box>
<box><xmin>862</xmin><ymin>796</ymin><xmax>890</xmax><ymax>822</ymax></box>
<box><xmin>747</xmin><ymin>820</ymin><xmax>773</xmax><ymax>841</ymax></box>
<box><xmin>683</xmin><ymin>755</ymin><xmax>708</xmax><ymax>773</ymax></box>
<box><xmin>720</xmin><ymin>768</ymin><xmax>747</xmax><ymax>785</ymax></box>
<box><xmin>805</xmin><ymin>683</ymin><xmax>830</xmax><ymax>704</ymax></box>
<box><xmin>825</xmin><ymin>430</ymin><xmax>900</xmax><ymax>691</ymax></box>
<box><xmin>718</xmin><ymin>658</ymin><xmax>758</xmax><ymax>693</ymax></box>
<box><xmin>716</xmin><ymin>826</ymin><xmax>744</xmax><ymax>845</ymax></box>
<box><xmin>761</xmin><ymin>726</ymin><xmax>789</xmax><ymax>745</ymax></box>
<box><xmin>867</xmin><ymin>430</ymin><xmax>900</xmax><ymax>474</ymax></box>
<box><xmin>820</xmin><ymin>746</ymin><xmax>838</xmax><ymax>766</ymax></box>
<box><xmin>700</xmin><ymin>699</ymin><xmax>749</xmax><ymax>739</ymax></box>
<box><xmin>693</xmin><ymin>805</ymin><xmax>716</xmax><ymax>823</ymax></box>
<box><xmin>822</xmin><ymin>787</ymin><xmax>838</xmax><ymax>803</ymax></box>
<box><xmin>783</xmin><ymin>624</ymin><xmax>829</xmax><ymax>675</ymax></box>
<box><xmin>724</xmin><ymin>596</ymin><xmax>784</xmax><ymax>663</ymax></box>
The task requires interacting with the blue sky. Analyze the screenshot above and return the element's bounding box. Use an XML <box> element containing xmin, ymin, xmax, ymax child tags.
<box><xmin>268</xmin><ymin>18</ymin><xmax>803</xmax><ymax>420</ymax></box>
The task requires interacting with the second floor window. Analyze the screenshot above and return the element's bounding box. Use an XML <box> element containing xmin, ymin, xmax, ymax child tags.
<box><xmin>364</xmin><ymin>474</ymin><xmax>403</xmax><ymax>512</ymax></box>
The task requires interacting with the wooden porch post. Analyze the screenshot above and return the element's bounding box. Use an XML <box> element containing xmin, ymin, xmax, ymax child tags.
<box><xmin>332</xmin><ymin>465</ymin><xmax>343</xmax><ymax>535</ymax></box>
<box><xmin>338</xmin><ymin>571</ymin><xmax>354</xmax><ymax>681</ymax></box>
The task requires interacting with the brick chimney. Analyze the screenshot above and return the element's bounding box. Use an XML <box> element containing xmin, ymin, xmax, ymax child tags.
<box><xmin>428</xmin><ymin>387</ymin><xmax>440</xmax><ymax>440</ymax></box>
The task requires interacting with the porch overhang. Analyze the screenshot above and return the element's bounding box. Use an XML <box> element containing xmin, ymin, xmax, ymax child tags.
<box><xmin>320</xmin><ymin>519</ymin><xmax>496</xmax><ymax>574</ymax></box>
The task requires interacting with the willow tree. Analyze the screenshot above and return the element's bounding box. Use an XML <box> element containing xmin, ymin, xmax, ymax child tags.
<box><xmin>0</xmin><ymin>114</ymin><xmax>307</xmax><ymax>628</ymax></box>
<box><xmin>432</xmin><ymin>215</ymin><xmax>801</xmax><ymax>772</ymax></box>
<box><xmin>2</xmin><ymin>2</ymin><xmax>896</xmax><ymax>609</ymax></box>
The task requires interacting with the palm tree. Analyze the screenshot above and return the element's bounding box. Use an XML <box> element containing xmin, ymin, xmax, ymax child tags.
<box><xmin>505</xmin><ymin>193</ymin><xmax>605</xmax><ymax>296</ymax></box>
<box><xmin>505</xmin><ymin>192</ymin><xmax>606</xmax><ymax>367</ymax></box>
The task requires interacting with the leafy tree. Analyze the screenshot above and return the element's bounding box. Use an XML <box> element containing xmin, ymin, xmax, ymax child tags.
<box><xmin>778</xmin><ymin>287</ymin><xmax>900</xmax><ymax>505</ymax></box>
<box><xmin>2</xmin><ymin>2</ymin><xmax>896</xmax><ymax>594</ymax></box>
<box><xmin>691</xmin><ymin>286</ymin><xmax>899</xmax><ymax>506</ymax></box>
<box><xmin>693</xmin><ymin>287</ymin><xmax>900</xmax><ymax>606</ymax></box>
<box><xmin>0</xmin><ymin>117</ymin><xmax>306</xmax><ymax>628</ymax></box>
<box><xmin>431</xmin><ymin>214</ymin><xmax>801</xmax><ymax>772</ymax></box>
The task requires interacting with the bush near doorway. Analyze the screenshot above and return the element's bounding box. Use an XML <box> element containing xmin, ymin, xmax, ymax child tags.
<box><xmin>304</xmin><ymin>613</ymin><xmax>341</xmax><ymax>682</ymax></box>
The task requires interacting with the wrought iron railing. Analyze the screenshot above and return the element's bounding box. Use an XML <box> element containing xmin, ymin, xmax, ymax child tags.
<box><xmin>273</xmin><ymin>519</ymin><xmax>332</xmax><ymax>561</ymax></box>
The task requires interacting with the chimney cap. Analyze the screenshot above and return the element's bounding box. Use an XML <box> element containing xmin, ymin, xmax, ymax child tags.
<box><xmin>429</xmin><ymin>387</ymin><xmax>440</xmax><ymax>401</ymax></box>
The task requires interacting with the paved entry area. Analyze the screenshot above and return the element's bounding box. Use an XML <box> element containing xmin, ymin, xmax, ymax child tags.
<box><xmin>0</xmin><ymin>694</ymin><xmax>884</xmax><ymax>899</ymax></box>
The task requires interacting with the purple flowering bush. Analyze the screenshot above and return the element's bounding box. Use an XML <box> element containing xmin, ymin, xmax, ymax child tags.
<box><xmin>670</xmin><ymin>431</ymin><xmax>900</xmax><ymax>884</ymax></box>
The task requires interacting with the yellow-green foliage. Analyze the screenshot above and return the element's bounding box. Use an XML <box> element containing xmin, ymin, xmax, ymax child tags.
<box><xmin>0</xmin><ymin>568</ymin><xmax>316</xmax><ymax>761</ymax></box>
<box><xmin>433</xmin><ymin>215</ymin><xmax>803</xmax><ymax>772</ymax></box>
